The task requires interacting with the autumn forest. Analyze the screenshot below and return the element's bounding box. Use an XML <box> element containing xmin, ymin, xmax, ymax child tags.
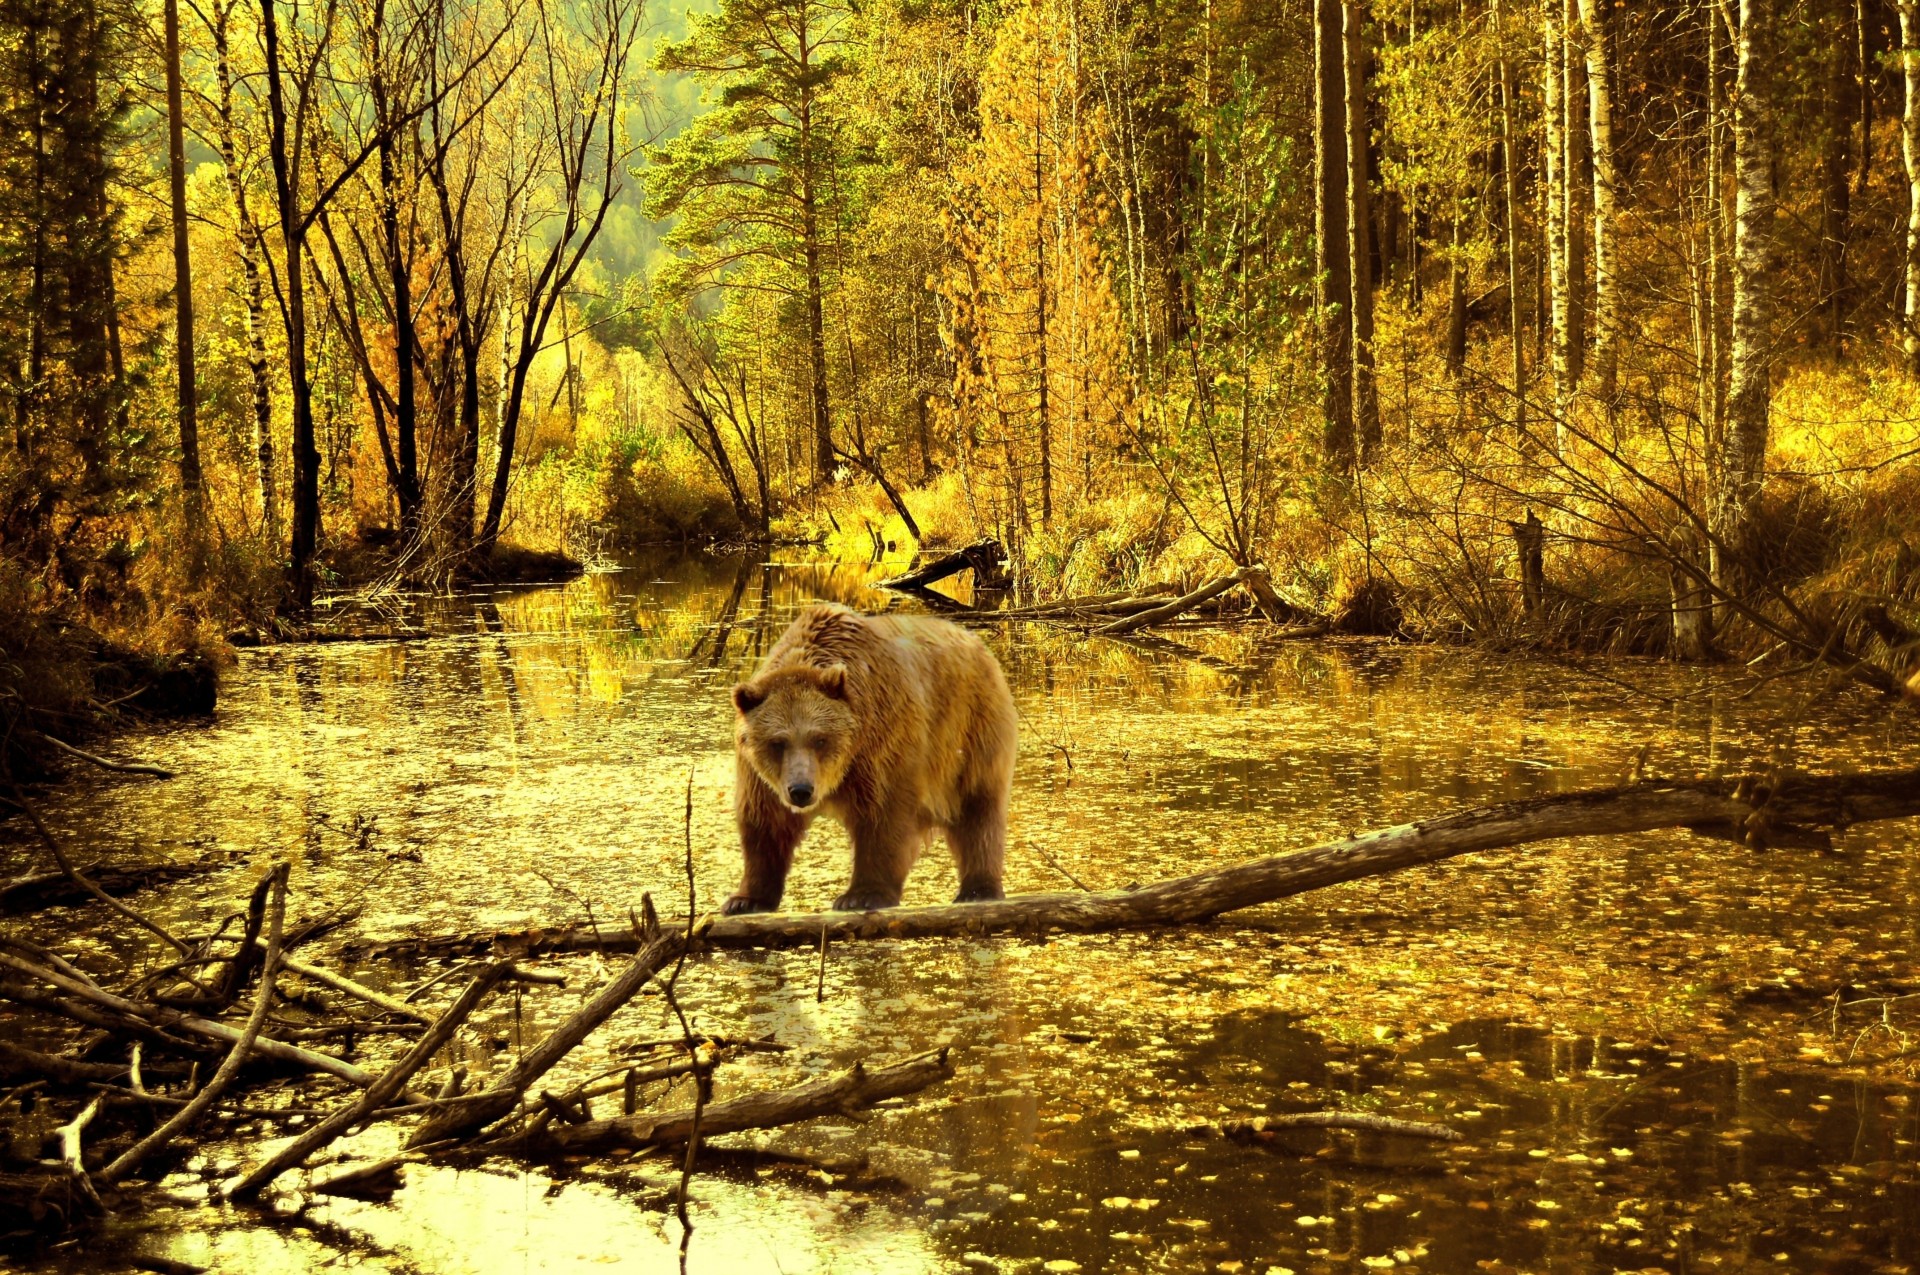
<box><xmin>0</xmin><ymin>0</ymin><xmax>1913</xmax><ymax>676</ymax></box>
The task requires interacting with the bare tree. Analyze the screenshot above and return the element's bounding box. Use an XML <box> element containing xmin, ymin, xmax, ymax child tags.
<box><xmin>475</xmin><ymin>0</ymin><xmax>640</xmax><ymax>555</ymax></box>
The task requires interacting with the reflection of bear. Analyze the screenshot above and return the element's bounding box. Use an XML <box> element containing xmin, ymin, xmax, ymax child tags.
<box><xmin>725</xmin><ymin>604</ymin><xmax>1017</xmax><ymax>914</ymax></box>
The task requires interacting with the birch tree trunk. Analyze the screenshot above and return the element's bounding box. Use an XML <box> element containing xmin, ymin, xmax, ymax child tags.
<box><xmin>1717</xmin><ymin>0</ymin><xmax>1778</xmax><ymax>583</ymax></box>
<box><xmin>1900</xmin><ymin>0</ymin><xmax>1920</xmax><ymax>374</ymax></box>
<box><xmin>1344</xmin><ymin>0</ymin><xmax>1379</xmax><ymax>457</ymax></box>
<box><xmin>1493</xmin><ymin>0</ymin><xmax>1526</xmax><ymax>430</ymax></box>
<box><xmin>207</xmin><ymin>0</ymin><xmax>277</xmax><ymax>545</ymax></box>
<box><xmin>1577</xmin><ymin>0</ymin><xmax>1618</xmax><ymax>403</ymax></box>
<box><xmin>1315</xmin><ymin>0</ymin><xmax>1355</xmax><ymax>466</ymax></box>
<box><xmin>1543</xmin><ymin>0</ymin><xmax>1572</xmax><ymax>441</ymax></box>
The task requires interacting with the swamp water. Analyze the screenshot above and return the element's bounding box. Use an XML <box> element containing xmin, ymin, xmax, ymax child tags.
<box><xmin>6</xmin><ymin>551</ymin><xmax>1920</xmax><ymax>1275</ymax></box>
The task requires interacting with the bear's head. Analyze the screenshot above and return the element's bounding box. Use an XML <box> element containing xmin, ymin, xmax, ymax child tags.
<box><xmin>732</xmin><ymin>663</ymin><xmax>855</xmax><ymax>812</ymax></box>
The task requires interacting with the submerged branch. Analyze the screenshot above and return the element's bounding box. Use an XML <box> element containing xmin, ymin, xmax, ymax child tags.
<box><xmin>494</xmin><ymin>1048</ymin><xmax>954</xmax><ymax>1156</ymax></box>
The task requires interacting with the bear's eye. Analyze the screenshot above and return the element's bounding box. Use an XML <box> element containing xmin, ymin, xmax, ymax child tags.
<box><xmin>765</xmin><ymin>736</ymin><xmax>788</xmax><ymax>756</ymax></box>
<box><xmin>807</xmin><ymin>734</ymin><xmax>831</xmax><ymax>755</ymax></box>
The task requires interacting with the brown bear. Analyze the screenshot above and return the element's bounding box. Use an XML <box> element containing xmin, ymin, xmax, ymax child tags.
<box><xmin>724</xmin><ymin>603</ymin><xmax>1017</xmax><ymax>914</ymax></box>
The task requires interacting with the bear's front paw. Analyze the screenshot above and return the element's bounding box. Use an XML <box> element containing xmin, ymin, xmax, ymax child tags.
<box><xmin>831</xmin><ymin>889</ymin><xmax>899</xmax><ymax>912</ymax></box>
<box><xmin>954</xmin><ymin>878</ymin><xmax>1005</xmax><ymax>904</ymax></box>
<box><xmin>721</xmin><ymin>893</ymin><xmax>777</xmax><ymax>916</ymax></box>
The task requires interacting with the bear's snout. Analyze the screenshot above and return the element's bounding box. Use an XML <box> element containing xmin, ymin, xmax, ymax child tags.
<box><xmin>786</xmin><ymin>780</ymin><xmax>815</xmax><ymax>808</ymax></box>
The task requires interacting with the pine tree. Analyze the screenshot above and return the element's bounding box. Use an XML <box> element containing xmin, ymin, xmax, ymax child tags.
<box><xmin>651</xmin><ymin>0</ymin><xmax>860</xmax><ymax>485</ymax></box>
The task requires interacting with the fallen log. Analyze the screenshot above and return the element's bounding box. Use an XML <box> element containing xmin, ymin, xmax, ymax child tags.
<box><xmin>876</xmin><ymin>538</ymin><xmax>1007</xmax><ymax>591</ymax></box>
<box><xmin>497</xmin><ymin>1049</ymin><xmax>954</xmax><ymax>1156</ymax></box>
<box><xmin>349</xmin><ymin>763</ymin><xmax>1920</xmax><ymax>959</ymax></box>
<box><xmin>945</xmin><ymin>584</ymin><xmax>1181</xmax><ymax>623</ymax></box>
<box><xmin>1093</xmin><ymin>568</ymin><xmax>1255</xmax><ymax>636</ymax></box>
<box><xmin>257</xmin><ymin>939</ymin><xmax>437</xmax><ymax>1025</ymax></box>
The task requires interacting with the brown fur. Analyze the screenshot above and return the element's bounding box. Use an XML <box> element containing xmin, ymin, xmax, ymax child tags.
<box><xmin>725</xmin><ymin>604</ymin><xmax>1018</xmax><ymax>913</ymax></box>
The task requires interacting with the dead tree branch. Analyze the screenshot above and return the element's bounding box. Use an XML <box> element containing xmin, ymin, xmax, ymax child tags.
<box><xmin>495</xmin><ymin>1048</ymin><xmax>954</xmax><ymax>1156</ymax></box>
<box><xmin>99</xmin><ymin>864</ymin><xmax>289</xmax><ymax>1185</ymax></box>
<box><xmin>407</xmin><ymin>916</ymin><xmax>700</xmax><ymax>1147</ymax></box>
<box><xmin>225</xmin><ymin>960</ymin><xmax>514</xmax><ymax>1201</ymax></box>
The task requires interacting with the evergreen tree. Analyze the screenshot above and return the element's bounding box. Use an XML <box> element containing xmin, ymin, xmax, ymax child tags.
<box><xmin>0</xmin><ymin>0</ymin><xmax>133</xmax><ymax>574</ymax></box>
<box><xmin>650</xmin><ymin>0</ymin><xmax>861</xmax><ymax>485</ymax></box>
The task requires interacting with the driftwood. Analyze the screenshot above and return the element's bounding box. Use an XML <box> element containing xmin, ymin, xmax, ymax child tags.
<box><xmin>499</xmin><ymin>1049</ymin><xmax>954</xmax><ymax>1156</ymax></box>
<box><xmin>876</xmin><ymin>538</ymin><xmax>1008</xmax><ymax>591</ymax></box>
<box><xmin>51</xmin><ymin>1095</ymin><xmax>105</xmax><ymax>1206</ymax></box>
<box><xmin>226</xmin><ymin>961</ymin><xmax>513</xmax><ymax>1201</ymax></box>
<box><xmin>1093</xmin><ymin>568</ymin><xmax>1255</xmax><ymax>636</ymax></box>
<box><xmin>8</xmin><ymin>786</ymin><xmax>193</xmax><ymax>956</ymax></box>
<box><xmin>407</xmin><ymin>923</ymin><xmax>699</xmax><ymax>1146</ymax></box>
<box><xmin>99</xmin><ymin>865</ymin><xmax>288</xmax><ymax>1186</ymax></box>
<box><xmin>0</xmin><ymin>951</ymin><xmax>428</xmax><ymax>1099</ymax></box>
<box><xmin>945</xmin><ymin>584</ymin><xmax>1180</xmax><ymax>623</ymax></box>
<box><xmin>37</xmin><ymin>733</ymin><xmax>176</xmax><ymax>779</ymax></box>
<box><xmin>350</xmin><ymin>763</ymin><xmax>1920</xmax><ymax>960</ymax></box>
<box><xmin>258</xmin><ymin>939</ymin><xmax>437</xmax><ymax>1025</ymax></box>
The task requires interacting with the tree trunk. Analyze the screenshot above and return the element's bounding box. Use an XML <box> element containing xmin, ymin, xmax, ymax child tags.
<box><xmin>1344</xmin><ymin>0</ymin><xmax>1379</xmax><ymax>457</ymax></box>
<box><xmin>1901</xmin><ymin>0</ymin><xmax>1920</xmax><ymax>374</ymax></box>
<box><xmin>1577</xmin><ymin>0</ymin><xmax>1618</xmax><ymax>401</ymax></box>
<box><xmin>1444</xmin><ymin>211</ymin><xmax>1468</xmax><ymax>375</ymax></box>
<box><xmin>1820</xmin><ymin>0</ymin><xmax>1855</xmax><ymax>349</ymax></box>
<box><xmin>261</xmin><ymin>0</ymin><xmax>319</xmax><ymax>609</ymax></box>
<box><xmin>1493</xmin><ymin>0</ymin><xmax>1526</xmax><ymax>430</ymax></box>
<box><xmin>208</xmin><ymin>2</ymin><xmax>277</xmax><ymax>545</ymax></box>
<box><xmin>1032</xmin><ymin>57</ymin><xmax>1053</xmax><ymax>528</ymax></box>
<box><xmin>1718</xmin><ymin>0</ymin><xmax>1778</xmax><ymax>582</ymax></box>
<box><xmin>798</xmin><ymin>11</ymin><xmax>833</xmax><ymax>486</ymax></box>
<box><xmin>1543</xmin><ymin>0</ymin><xmax>1572</xmax><ymax>438</ymax></box>
<box><xmin>374</xmin><ymin>130</ymin><xmax>420</xmax><ymax>541</ymax></box>
<box><xmin>1703</xmin><ymin>4</ymin><xmax>1727</xmax><ymax>461</ymax></box>
<box><xmin>1315</xmin><ymin>0</ymin><xmax>1355</xmax><ymax>466</ymax></box>
<box><xmin>162</xmin><ymin>0</ymin><xmax>200</xmax><ymax>502</ymax></box>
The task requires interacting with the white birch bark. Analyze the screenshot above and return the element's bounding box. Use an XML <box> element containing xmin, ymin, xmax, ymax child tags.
<box><xmin>1543</xmin><ymin>0</ymin><xmax>1572</xmax><ymax>443</ymax></box>
<box><xmin>1577</xmin><ymin>0</ymin><xmax>1618</xmax><ymax>404</ymax></box>
<box><xmin>1717</xmin><ymin>0</ymin><xmax>1777</xmax><ymax>577</ymax></box>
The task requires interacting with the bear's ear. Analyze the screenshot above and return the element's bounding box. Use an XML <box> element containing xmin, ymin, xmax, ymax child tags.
<box><xmin>817</xmin><ymin>664</ymin><xmax>848</xmax><ymax>700</ymax></box>
<box><xmin>732</xmin><ymin>681</ymin><xmax>765</xmax><ymax>715</ymax></box>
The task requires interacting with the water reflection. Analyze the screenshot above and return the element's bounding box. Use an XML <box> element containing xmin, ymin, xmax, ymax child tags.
<box><xmin>10</xmin><ymin>550</ymin><xmax>1920</xmax><ymax>1273</ymax></box>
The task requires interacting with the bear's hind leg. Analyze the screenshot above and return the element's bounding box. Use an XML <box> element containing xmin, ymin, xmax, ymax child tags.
<box><xmin>726</xmin><ymin>764</ymin><xmax>809</xmax><ymax>915</ymax></box>
<box><xmin>947</xmin><ymin>788</ymin><xmax>1007</xmax><ymax>903</ymax></box>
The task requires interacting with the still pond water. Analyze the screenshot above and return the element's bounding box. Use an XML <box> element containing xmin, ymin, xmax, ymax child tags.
<box><xmin>11</xmin><ymin>552</ymin><xmax>1920</xmax><ymax>1274</ymax></box>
